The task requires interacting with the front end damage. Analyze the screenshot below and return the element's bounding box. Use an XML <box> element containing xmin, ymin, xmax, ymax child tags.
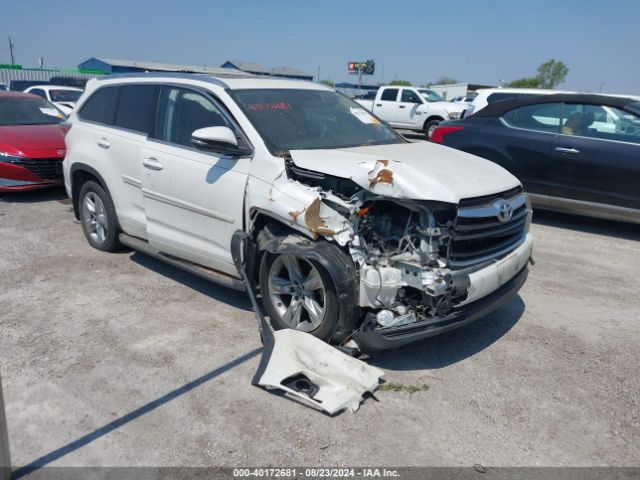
<box><xmin>249</xmin><ymin>152</ymin><xmax>533</xmax><ymax>351</ymax></box>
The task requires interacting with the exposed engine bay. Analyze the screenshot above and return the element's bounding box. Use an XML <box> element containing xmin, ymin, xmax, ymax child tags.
<box><xmin>349</xmin><ymin>199</ymin><xmax>470</xmax><ymax>328</ymax></box>
<box><xmin>274</xmin><ymin>157</ymin><xmax>532</xmax><ymax>332</ymax></box>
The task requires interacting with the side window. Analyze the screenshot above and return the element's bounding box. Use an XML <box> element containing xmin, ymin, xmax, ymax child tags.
<box><xmin>487</xmin><ymin>92</ymin><xmax>526</xmax><ymax>104</ymax></box>
<box><xmin>78</xmin><ymin>86</ymin><xmax>120</xmax><ymax>125</ymax></box>
<box><xmin>503</xmin><ymin>103</ymin><xmax>561</xmax><ymax>133</ymax></box>
<box><xmin>114</xmin><ymin>84</ymin><xmax>158</xmax><ymax>134</ymax></box>
<box><xmin>380</xmin><ymin>88</ymin><xmax>399</xmax><ymax>102</ymax></box>
<box><xmin>401</xmin><ymin>89</ymin><xmax>421</xmax><ymax>103</ymax></box>
<box><xmin>562</xmin><ymin>103</ymin><xmax>640</xmax><ymax>144</ymax></box>
<box><xmin>30</xmin><ymin>89</ymin><xmax>47</xmax><ymax>99</ymax></box>
<box><xmin>154</xmin><ymin>86</ymin><xmax>231</xmax><ymax>147</ymax></box>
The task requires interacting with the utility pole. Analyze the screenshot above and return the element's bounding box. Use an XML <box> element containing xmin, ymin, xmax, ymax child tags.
<box><xmin>8</xmin><ymin>36</ymin><xmax>15</xmax><ymax>64</ymax></box>
<box><xmin>0</xmin><ymin>371</ymin><xmax>11</xmax><ymax>480</ymax></box>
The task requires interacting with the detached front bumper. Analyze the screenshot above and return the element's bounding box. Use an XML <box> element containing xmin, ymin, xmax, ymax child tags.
<box><xmin>352</xmin><ymin>234</ymin><xmax>533</xmax><ymax>352</ymax></box>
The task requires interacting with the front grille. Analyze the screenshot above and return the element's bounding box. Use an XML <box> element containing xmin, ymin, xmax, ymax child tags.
<box><xmin>5</xmin><ymin>157</ymin><xmax>63</xmax><ymax>180</ymax></box>
<box><xmin>450</xmin><ymin>187</ymin><xmax>528</xmax><ymax>268</ymax></box>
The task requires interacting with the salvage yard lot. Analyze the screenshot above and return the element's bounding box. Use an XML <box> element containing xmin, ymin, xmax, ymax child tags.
<box><xmin>1</xmin><ymin>188</ymin><xmax>639</xmax><ymax>468</ymax></box>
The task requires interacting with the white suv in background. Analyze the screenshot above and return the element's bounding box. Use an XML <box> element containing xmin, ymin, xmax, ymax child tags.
<box><xmin>465</xmin><ymin>88</ymin><xmax>574</xmax><ymax>116</ymax></box>
<box><xmin>63</xmin><ymin>73</ymin><xmax>533</xmax><ymax>352</ymax></box>
<box><xmin>24</xmin><ymin>85</ymin><xmax>84</xmax><ymax>115</ymax></box>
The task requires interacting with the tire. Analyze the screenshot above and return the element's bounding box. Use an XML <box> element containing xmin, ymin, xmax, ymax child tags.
<box><xmin>78</xmin><ymin>180</ymin><xmax>121</xmax><ymax>252</ymax></box>
<box><xmin>424</xmin><ymin>119</ymin><xmax>441</xmax><ymax>139</ymax></box>
<box><xmin>259</xmin><ymin>239</ymin><xmax>341</xmax><ymax>342</ymax></box>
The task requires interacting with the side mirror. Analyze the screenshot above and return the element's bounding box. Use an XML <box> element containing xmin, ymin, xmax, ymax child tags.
<box><xmin>191</xmin><ymin>126</ymin><xmax>251</xmax><ymax>156</ymax></box>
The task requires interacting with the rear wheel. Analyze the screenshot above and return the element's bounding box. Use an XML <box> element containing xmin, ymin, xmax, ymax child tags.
<box><xmin>79</xmin><ymin>181</ymin><xmax>120</xmax><ymax>252</ymax></box>
<box><xmin>259</xmin><ymin>243</ymin><xmax>340</xmax><ymax>341</ymax></box>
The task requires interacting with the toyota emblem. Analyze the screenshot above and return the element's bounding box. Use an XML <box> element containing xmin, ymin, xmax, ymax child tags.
<box><xmin>496</xmin><ymin>200</ymin><xmax>513</xmax><ymax>223</ymax></box>
<box><xmin>57</xmin><ymin>149</ymin><xmax>66</xmax><ymax>156</ymax></box>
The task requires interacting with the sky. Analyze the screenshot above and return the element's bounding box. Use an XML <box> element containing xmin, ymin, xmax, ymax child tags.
<box><xmin>1</xmin><ymin>0</ymin><xmax>639</xmax><ymax>94</ymax></box>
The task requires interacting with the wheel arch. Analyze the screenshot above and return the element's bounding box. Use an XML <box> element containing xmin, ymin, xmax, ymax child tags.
<box><xmin>423</xmin><ymin>115</ymin><xmax>445</xmax><ymax>130</ymax></box>
<box><xmin>69</xmin><ymin>163</ymin><xmax>112</xmax><ymax>220</ymax></box>
<box><xmin>255</xmin><ymin>224</ymin><xmax>358</xmax><ymax>344</ymax></box>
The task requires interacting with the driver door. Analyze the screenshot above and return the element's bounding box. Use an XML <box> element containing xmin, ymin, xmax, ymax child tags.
<box><xmin>141</xmin><ymin>85</ymin><xmax>251</xmax><ymax>275</ymax></box>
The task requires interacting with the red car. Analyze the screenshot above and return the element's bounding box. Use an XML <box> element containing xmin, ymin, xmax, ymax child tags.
<box><xmin>0</xmin><ymin>91</ymin><xmax>67</xmax><ymax>192</ymax></box>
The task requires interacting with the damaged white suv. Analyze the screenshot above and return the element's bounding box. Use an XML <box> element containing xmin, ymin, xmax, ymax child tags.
<box><xmin>64</xmin><ymin>73</ymin><xmax>533</xmax><ymax>351</ymax></box>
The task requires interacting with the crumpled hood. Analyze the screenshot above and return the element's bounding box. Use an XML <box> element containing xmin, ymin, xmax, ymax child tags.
<box><xmin>289</xmin><ymin>141</ymin><xmax>520</xmax><ymax>204</ymax></box>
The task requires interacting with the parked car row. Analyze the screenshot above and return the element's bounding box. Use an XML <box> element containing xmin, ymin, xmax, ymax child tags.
<box><xmin>3</xmin><ymin>74</ymin><xmax>637</xmax><ymax>352</ymax></box>
<box><xmin>432</xmin><ymin>93</ymin><xmax>640</xmax><ymax>223</ymax></box>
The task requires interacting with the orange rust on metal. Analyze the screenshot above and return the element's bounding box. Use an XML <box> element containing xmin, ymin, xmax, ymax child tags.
<box><xmin>369</xmin><ymin>168</ymin><xmax>394</xmax><ymax>187</ymax></box>
<box><xmin>304</xmin><ymin>197</ymin><xmax>336</xmax><ymax>238</ymax></box>
<box><xmin>357</xmin><ymin>204</ymin><xmax>373</xmax><ymax>217</ymax></box>
<box><xmin>368</xmin><ymin>159</ymin><xmax>389</xmax><ymax>175</ymax></box>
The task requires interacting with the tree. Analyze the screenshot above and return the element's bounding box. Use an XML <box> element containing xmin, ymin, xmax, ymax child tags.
<box><xmin>319</xmin><ymin>79</ymin><xmax>334</xmax><ymax>87</ymax></box>
<box><xmin>506</xmin><ymin>77</ymin><xmax>542</xmax><ymax>88</ymax></box>
<box><xmin>506</xmin><ymin>59</ymin><xmax>569</xmax><ymax>89</ymax></box>
<box><xmin>536</xmin><ymin>59</ymin><xmax>569</xmax><ymax>89</ymax></box>
<box><xmin>431</xmin><ymin>77</ymin><xmax>458</xmax><ymax>85</ymax></box>
<box><xmin>389</xmin><ymin>79</ymin><xmax>412</xmax><ymax>86</ymax></box>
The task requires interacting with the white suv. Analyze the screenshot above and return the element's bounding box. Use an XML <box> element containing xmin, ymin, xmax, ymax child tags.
<box><xmin>465</xmin><ymin>88</ymin><xmax>574</xmax><ymax>117</ymax></box>
<box><xmin>64</xmin><ymin>73</ymin><xmax>533</xmax><ymax>351</ymax></box>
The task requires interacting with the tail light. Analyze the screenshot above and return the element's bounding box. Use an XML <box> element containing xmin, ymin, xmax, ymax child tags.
<box><xmin>430</xmin><ymin>126</ymin><xmax>464</xmax><ymax>144</ymax></box>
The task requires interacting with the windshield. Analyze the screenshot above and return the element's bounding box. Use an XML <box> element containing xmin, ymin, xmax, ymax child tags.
<box><xmin>232</xmin><ymin>89</ymin><xmax>403</xmax><ymax>153</ymax></box>
<box><xmin>0</xmin><ymin>96</ymin><xmax>66</xmax><ymax>125</ymax></box>
<box><xmin>417</xmin><ymin>89</ymin><xmax>444</xmax><ymax>102</ymax></box>
<box><xmin>49</xmin><ymin>89</ymin><xmax>82</xmax><ymax>102</ymax></box>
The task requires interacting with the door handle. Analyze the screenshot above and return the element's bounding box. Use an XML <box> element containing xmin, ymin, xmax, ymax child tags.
<box><xmin>399</xmin><ymin>105</ymin><xmax>406</xmax><ymax>109</ymax></box>
<box><xmin>97</xmin><ymin>137</ymin><xmax>111</xmax><ymax>149</ymax></box>
<box><xmin>555</xmin><ymin>147</ymin><xmax>580</xmax><ymax>154</ymax></box>
<box><xmin>376</xmin><ymin>103</ymin><xmax>382</xmax><ymax>107</ymax></box>
<box><xmin>142</xmin><ymin>157</ymin><xmax>164</xmax><ymax>171</ymax></box>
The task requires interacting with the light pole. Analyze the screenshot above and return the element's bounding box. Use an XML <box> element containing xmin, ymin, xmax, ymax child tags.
<box><xmin>0</xmin><ymin>371</ymin><xmax>10</xmax><ymax>480</ymax></box>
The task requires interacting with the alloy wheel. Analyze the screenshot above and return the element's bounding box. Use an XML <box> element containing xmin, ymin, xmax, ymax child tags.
<box><xmin>82</xmin><ymin>192</ymin><xmax>108</xmax><ymax>245</ymax></box>
<box><xmin>267</xmin><ymin>254</ymin><xmax>326</xmax><ymax>332</ymax></box>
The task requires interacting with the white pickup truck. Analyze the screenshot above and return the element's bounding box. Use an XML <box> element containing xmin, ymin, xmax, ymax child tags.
<box><xmin>356</xmin><ymin>86</ymin><xmax>467</xmax><ymax>137</ymax></box>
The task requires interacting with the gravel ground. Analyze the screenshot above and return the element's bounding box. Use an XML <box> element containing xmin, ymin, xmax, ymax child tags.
<box><xmin>1</xmin><ymin>187</ymin><xmax>639</xmax><ymax>471</ymax></box>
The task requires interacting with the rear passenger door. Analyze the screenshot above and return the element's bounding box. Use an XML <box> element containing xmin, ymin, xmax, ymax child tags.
<box><xmin>374</xmin><ymin>88</ymin><xmax>399</xmax><ymax>125</ymax></box>
<box><xmin>141</xmin><ymin>85</ymin><xmax>251</xmax><ymax>275</ymax></box>
<box><xmin>75</xmin><ymin>84</ymin><xmax>158</xmax><ymax>239</ymax></box>
<box><xmin>549</xmin><ymin>103</ymin><xmax>640</xmax><ymax>209</ymax></box>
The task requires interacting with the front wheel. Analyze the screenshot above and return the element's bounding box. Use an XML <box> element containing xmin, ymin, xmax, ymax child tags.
<box><xmin>259</xmin><ymin>246</ymin><xmax>340</xmax><ymax>341</ymax></box>
<box><xmin>424</xmin><ymin>119</ymin><xmax>441</xmax><ymax>139</ymax></box>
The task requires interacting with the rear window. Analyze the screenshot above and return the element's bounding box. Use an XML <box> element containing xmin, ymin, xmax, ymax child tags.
<box><xmin>114</xmin><ymin>85</ymin><xmax>158</xmax><ymax>134</ymax></box>
<box><xmin>79</xmin><ymin>86</ymin><xmax>120</xmax><ymax>125</ymax></box>
<box><xmin>49</xmin><ymin>89</ymin><xmax>82</xmax><ymax>103</ymax></box>
<box><xmin>487</xmin><ymin>92</ymin><xmax>531</xmax><ymax>104</ymax></box>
